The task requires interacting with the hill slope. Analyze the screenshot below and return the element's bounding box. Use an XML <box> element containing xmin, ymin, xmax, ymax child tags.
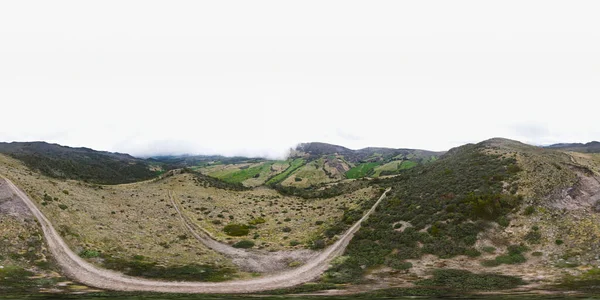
<box><xmin>0</xmin><ymin>142</ymin><xmax>159</xmax><ymax>184</ymax></box>
<box><xmin>546</xmin><ymin>141</ymin><xmax>600</xmax><ymax>153</ymax></box>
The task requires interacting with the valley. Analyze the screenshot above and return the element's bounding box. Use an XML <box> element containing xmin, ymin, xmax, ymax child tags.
<box><xmin>1</xmin><ymin>139</ymin><xmax>600</xmax><ymax>297</ymax></box>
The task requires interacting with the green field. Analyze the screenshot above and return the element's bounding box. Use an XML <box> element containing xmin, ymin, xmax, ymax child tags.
<box><xmin>345</xmin><ymin>162</ymin><xmax>382</xmax><ymax>179</ymax></box>
<box><xmin>266</xmin><ymin>158</ymin><xmax>306</xmax><ymax>185</ymax></box>
<box><xmin>216</xmin><ymin>162</ymin><xmax>274</xmax><ymax>184</ymax></box>
<box><xmin>373</xmin><ymin>160</ymin><xmax>418</xmax><ymax>177</ymax></box>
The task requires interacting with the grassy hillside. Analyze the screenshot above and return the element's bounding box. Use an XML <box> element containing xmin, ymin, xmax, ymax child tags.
<box><xmin>323</xmin><ymin>138</ymin><xmax>597</xmax><ymax>290</ymax></box>
<box><xmin>0</xmin><ymin>142</ymin><xmax>159</xmax><ymax>185</ymax></box>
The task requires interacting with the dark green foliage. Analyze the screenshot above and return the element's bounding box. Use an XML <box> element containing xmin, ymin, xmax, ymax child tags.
<box><xmin>523</xmin><ymin>205</ymin><xmax>536</xmax><ymax>215</ymax></box>
<box><xmin>289</xmin><ymin>240</ymin><xmax>301</xmax><ymax>246</ymax></box>
<box><xmin>58</xmin><ymin>204</ymin><xmax>68</xmax><ymax>210</ymax></box>
<box><xmin>555</xmin><ymin>239</ymin><xmax>564</xmax><ymax>245</ymax></box>
<box><xmin>417</xmin><ymin>269</ymin><xmax>525</xmax><ymax>291</ymax></box>
<box><xmin>532</xmin><ymin>251</ymin><xmax>543</xmax><ymax>257</ymax></box>
<box><xmin>482</xmin><ymin>245</ymin><xmax>529</xmax><ymax>267</ymax></box>
<box><xmin>482</xmin><ymin>246</ymin><xmax>496</xmax><ymax>253</ymax></box>
<box><xmin>0</xmin><ymin>266</ymin><xmax>59</xmax><ymax>293</ymax></box>
<box><xmin>328</xmin><ymin>142</ymin><xmax>523</xmax><ymax>282</ymax></box>
<box><xmin>232</xmin><ymin>240</ymin><xmax>255</xmax><ymax>249</ymax></box>
<box><xmin>259</xmin><ymin>283</ymin><xmax>340</xmax><ymax>295</ymax></box>
<box><xmin>0</xmin><ymin>142</ymin><xmax>158</xmax><ymax>184</ymax></box>
<box><xmin>272</xmin><ymin>180</ymin><xmax>368</xmax><ymax>199</ymax></box>
<box><xmin>282</xmin><ymin>226</ymin><xmax>292</xmax><ymax>233</ymax></box>
<box><xmin>223</xmin><ymin>224</ymin><xmax>249</xmax><ymax>236</ymax></box>
<box><xmin>43</xmin><ymin>193</ymin><xmax>53</xmax><ymax>202</ymax></box>
<box><xmin>524</xmin><ymin>230</ymin><xmax>542</xmax><ymax>244</ymax></box>
<box><xmin>102</xmin><ymin>256</ymin><xmax>234</xmax><ymax>281</ymax></box>
<box><xmin>79</xmin><ymin>249</ymin><xmax>100</xmax><ymax>258</ymax></box>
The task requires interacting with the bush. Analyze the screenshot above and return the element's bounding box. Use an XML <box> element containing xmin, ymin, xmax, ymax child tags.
<box><xmin>58</xmin><ymin>204</ymin><xmax>68</xmax><ymax>210</ymax></box>
<box><xmin>282</xmin><ymin>226</ymin><xmax>292</xmax><ymax>233</ymax></box>
<box><xmin>62</xmin><ymin>190</ymin><xmax>69</xmax><ymax>195</ymax></box>
<box><xmin>524</xmin><ymin>230</ymin><xmax>542</xmax><ymax>244</ymax></box>
<box><xmin>289</xmin><ymin>240</ymin><xmax>301</xmax><ymax>246</ymax></box>
<box><xmin>555</xmin><ymin>239</ymin><xmax>564</xmax><ymax>245</ymax></box>
<box><xmin>232</xmin><ymin>240</ymin><xmax>255</xmax><ymax>249</ymax></box>
<box><xmin>532</xmin><ymin>252</ymin><xmax>543</xmax><ymax>257</ymax></box>
<box><xmin>79</xmin><ymin>249</ymin><xmax>100</xmax><ymax>258</ymax></box>
<box><xmin>416</xmin><ymin>269</ymin><xmax>525</xmax><ymax>291</ymax></box>
<box><xmin>523</xmin><ymin>206</ymin><xmax>535</xmax><ymax>215</ymax></box>
<box><xmin>482</xmin><ymin>246</ymin><xmax>496</xmax><ymax>253</ymax></box>
<box><xmin>249</xmin><ymin>218</ymin><xmax>266</xmax><ymax>225</ymax></box>
<box><xmin>223</xmin><ymin>224</ymin><xmax>250</xmax><ymax>236</ymax></box>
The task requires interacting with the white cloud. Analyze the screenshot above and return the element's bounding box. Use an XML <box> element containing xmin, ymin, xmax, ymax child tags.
<box><xmin>1</xmin><ymin>1</ymin><xmax>599</xmax><ymax>158</ymax></box>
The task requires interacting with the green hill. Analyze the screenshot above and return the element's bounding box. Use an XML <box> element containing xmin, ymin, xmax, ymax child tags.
<box><xmin>0</xmin><ymin>142</ymin><xmax>159</xmax><ymax>184</ymax></box>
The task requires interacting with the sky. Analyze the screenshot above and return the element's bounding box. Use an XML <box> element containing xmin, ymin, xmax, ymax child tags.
<box><xmin>1</xmin><ymin>1</ymin><xmax>599</xmax><ymax>159</ymax></box>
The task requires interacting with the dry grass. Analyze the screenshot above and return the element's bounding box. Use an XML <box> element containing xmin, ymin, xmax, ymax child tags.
<box><xmin>0</xmin><ymin>154</ymin><xmax>376</xmax><ymax>272</ymax></box>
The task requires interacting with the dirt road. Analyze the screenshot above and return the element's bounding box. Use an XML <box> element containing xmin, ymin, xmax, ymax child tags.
<box><xmin>1</xmin><ymin>176</ymin><xmax>390</xmax><ymax>293</ymax></box>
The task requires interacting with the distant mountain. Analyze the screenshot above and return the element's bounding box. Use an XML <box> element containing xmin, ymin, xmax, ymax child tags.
<box><xmin>295</xmin><ymin>142</ymin><xmax>443</xmax><ymax>163</ymax></box>
<box><xmin>545</xmin><ymin>141</ymin><xmax>600</xmax><ymax>153</ymax></box>
<box><xmin>0</xmin><ymin>142</ymin><xmax>158</xmax><ymax>184</ymax></box>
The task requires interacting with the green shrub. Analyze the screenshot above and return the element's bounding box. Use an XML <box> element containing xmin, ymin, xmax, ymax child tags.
<box><xmin>416</xmin><ymin>269</ymin><xmax>525</xmax><ymax>291</ymax></box>
<box><xmin>523</xmin><ymin>205</ymin><xmax>535</xmax><ymax>215</ymax></box>
<box><xmin>282</xmin><ymin>226</ymin><xmax>292</xmax><ymax>233</ymax></box>
<box><xmin>249</xmin><ymin>218</ymin><xmax>266</xmax><ymax>225</ymax></box>
<box><xmin>524</xmin><ymin>230</ymin><xmax>542</xmax><ymax>244</ymax></box>
<box><xmin>232</xmin><ymin>240</ymin><xmax>255</xmax><ymax>249</ymax></box>
<box><xmin>58</xmin><ymin>204</ymin><xmax>68</xmax><ymax>210</ymax></box>
<box><xmin>555</xmin><ymin>239</ymin><xmax>564</xmax><ymax>245</ymax></box>
<box><xmin>62</xmin><ymin>190</ymin><xmax>69</xmax><ymax>195</ymax></box>
<box><xmin>79</xmin><ymin>249</ymin><xmax>100</xmax><ymax>258</ymax></box>
<box><xmin>290</xmin><ymin>240</ymin><xmax>301</xmax><ymax>246</ymax></box>
<box><xmin>482</xmin><ymin>246</ymin><xmax>496</xmax><ymax>253</ymax></box>
<box><xmin>532</xmin><ymin>252</ymin><xmax>543</xmax><ymax>257</ymax></box>
<box><xmin>223</xmin><ymin>224</ymin><xmax>250</xmax><ymax>236</ymax></box>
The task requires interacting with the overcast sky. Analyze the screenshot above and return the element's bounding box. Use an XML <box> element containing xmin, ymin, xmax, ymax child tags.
<box><xmin>1</xmin><ymin>1</ymin><xmax>599</xmax><ymax>158</ymax></box>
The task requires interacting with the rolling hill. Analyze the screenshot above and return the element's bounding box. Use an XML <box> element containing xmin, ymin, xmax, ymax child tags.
<box><xmin>3</xmin><ymin>138</ymin><xmax>600</xmax><ymax>295</ymax></box>
<box><xmin>0</xmin><ymin>142</ymin><xmax>160</xmax><ymax>184</ymax></box>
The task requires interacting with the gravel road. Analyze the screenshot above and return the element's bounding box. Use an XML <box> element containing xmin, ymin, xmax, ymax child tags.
<box><xmin>1</xmin><ymin>176</ymin><xmax>390</xmax><ymax>294</ymax></box>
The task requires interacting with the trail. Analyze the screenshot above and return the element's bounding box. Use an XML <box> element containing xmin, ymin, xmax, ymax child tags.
<box><xmin>0</xmin><ymin>176</ymin><xmax>390</xmax><ymax>294</ymax></box>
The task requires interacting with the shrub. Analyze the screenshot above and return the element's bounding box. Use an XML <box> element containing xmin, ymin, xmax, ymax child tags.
<box><xmin>79</xmin><ymin>249</ymin><xmax>100</xmax><ymax>258</ymax></box>
<box><xmin>315</xmin><ymin>221</ymin><xmax>324</xmax><ymax>225</ymax></box>
<box><xmin>58</xmin><ymin>204</ymin><xmax>68</xmax><ymax>210</ymax></box>
<box><xmin>282</xmin><ymin>226</ymin><xmax>292</xmax><ymax>233</ymax></box>
<box><xmin>524</xmin><ymin>230</ymin><xmax>542</xmax><ymax>244</ymax></box>
<box><xmin>290</xmin><ymin>240</ymin><xmax>301</xmax><ymax>246</ymax></box>
<box><xmin>62</xmin><ymin>190</ymin><xmax>69</xmax><ymax>195</ymax></box>
<box><xmin>416</xmin><ymin>269</ymin><xmax>525</xmax><ymax>291</ymax></box>
<box><xmin>523</xmin><ymin>206</ymin><xmax>535</xmax><ymax>215</ymax></box>
<box><xmin>532</xmin><ymin>252</ymin><xmax>543</xmax><ymax>257</ymax></box>
<box><xmin>555</xmin><ymin>239</ymin><xmax>564</xmax><ymax>245</ymax></box>
<box><xmin>482</xmin><ymin>246</ymin><xmax>496</xmax><ymax>253</ymax></box>
<box><xmin>232</xmin><ymin>240</ymin><xmax>255</xmax><ymax>249</ymax></box>
<box><xmin>249</xmin><ymin>218</ymin><xmax>266</xmax><ymax>225</ymax></box>
<box><xmin>223</xmin><ymin>224</ymin><xmax>249</xmax><ymax>236</ymax></box>
<box><xmin>212</xmin><ymin>220</ymin><xmax>222</xmax><ymax>225</ymax></box>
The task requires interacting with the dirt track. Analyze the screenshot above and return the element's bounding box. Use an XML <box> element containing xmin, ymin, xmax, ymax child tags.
<box><xmin>0</xmin><ymin>176</ymin><xmax>390</xmax><ymax>294</ymax></box>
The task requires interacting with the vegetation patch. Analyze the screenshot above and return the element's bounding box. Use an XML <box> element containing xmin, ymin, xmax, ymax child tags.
<box><xmin>102</xmin><ymin>256</ymin><xmax>235</xmax><ymax>282</ymax></box>
<box><xmin>416</xmin><ymin>269</ymin><xmax>525</xmax><ymax>291</ymax></box>
<box><xmin>223</xmin><ymin>224</ymin><xmax>250</xmax><ymax>236</ymax></box>
<box><xmin>326</xmin><ymin>142</ymin><xmax>523</xmax><ymax>282</ymax></box>
<box><xmin>346</xmin><ymin>162</ymin><xmax>382</xmax><ymax>179</ymax></box>
<box><xmin>266</xmin><ymin>158</ymin><xmax>305</xmax><ymax>185</ymax></box>
<box><xmin>232</xmin><ymin>240</ymin><xmax>255</xmax><ymax>249</ymax></box>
